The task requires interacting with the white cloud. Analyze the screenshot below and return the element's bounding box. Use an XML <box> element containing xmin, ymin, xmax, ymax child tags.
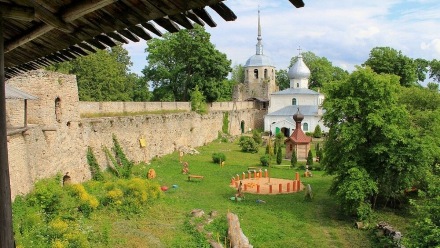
<box><xmin>125</xmin><ymin>0</ymin><xmax>440</xmax><ymax>75</ymax></box>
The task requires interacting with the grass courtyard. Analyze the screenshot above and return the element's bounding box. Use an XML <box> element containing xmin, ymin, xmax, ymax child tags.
<box><xmin>108</xmin><ymin>139</ymin><xmax>395</xmax><ymax>247</ymax></box>
<box><xmin>14</xmin><ymin>138</ymin><xmax>412</xmax><ymax>247</ymax></box>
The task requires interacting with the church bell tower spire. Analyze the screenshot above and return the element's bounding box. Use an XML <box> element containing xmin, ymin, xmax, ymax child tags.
<box><xmin>256</xmin><ymin>9</ymin><xmax>263</xmax><ymax>55</ymax></box>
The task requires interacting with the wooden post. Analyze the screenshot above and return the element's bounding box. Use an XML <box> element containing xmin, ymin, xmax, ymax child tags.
<box><xmin>278</xmin><ymin>184</ymin><xmax>282</xmax><ymax>193</ymax></box>
<box><xmin>269</xmin><ymin>185</ymin><xmax>273</xmax><ymax>193</ymax></box>
<box><xmin>287</xmin><ymin>183</ymin><xmax>290</xmax><ymax>192</ymax></box>
<box><xmin>293</xmin><ymin>180</ymin><xmax>297</xmax><ymax>192</ymax></box>
<box><xmin>256</xmin><ymin>184</ymin><xmax>260</xmax><ymax>193</ymax></box>
<box><xmin>0</xmin><ymin>13</ymin><xmax>15</xmax><ymax>247</ymax></box>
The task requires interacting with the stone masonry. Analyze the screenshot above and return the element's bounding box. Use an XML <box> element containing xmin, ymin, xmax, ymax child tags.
<box><xmin>6</xmin><ymin>70</ymin><xmax>265</xmax><ymax>199</ymax></box>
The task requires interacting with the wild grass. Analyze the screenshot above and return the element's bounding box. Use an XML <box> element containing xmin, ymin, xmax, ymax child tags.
<box><xmin>13</xmin><ymin>139</ymin><xmax>412</xmax><ymax>247</ymax></box>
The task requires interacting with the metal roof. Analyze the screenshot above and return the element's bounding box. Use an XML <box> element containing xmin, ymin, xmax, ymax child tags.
<box><xmin>271</xmin><ymin>88</ymin><xmax>320</xmax><ymax>95</ymax></box>
<box><xmin>5</xmin><ymin>84</ymin><xmax>37</xmax><ymax>100</ymax></box>
<box><xmin>266</xmin><ymin>105</ymin><xmax>325</xmax><ymax>116</ymax></box>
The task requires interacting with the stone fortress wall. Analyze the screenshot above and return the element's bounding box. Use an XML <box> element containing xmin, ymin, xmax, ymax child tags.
<box><xmin>6</xmin><ymin>70</ymin><xmax>265</xmax><ymax>199</ymax></box>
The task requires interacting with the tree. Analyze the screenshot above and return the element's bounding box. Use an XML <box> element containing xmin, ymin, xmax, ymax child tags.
<box><xmin>143</xmin><ymin>25</ymin><xmax>232</xmax><ymax>102</ymax></box>
<box><xmin>275</xmin><ymin>69</ymin><xmax>289</xmax><ymax>90</ymax></box>
<box><xmin>427</xmin><ymin>82</ymin><xmax>439</xmax><ymax>91</ymax></box>
<box><xmin>322</xmin><ymin>67</ymin><xmax>426</xmax><ymax>219</ymax></box>
<box><xmin>288</xmin><ymin>51</ymin><xmax>348</xmax><ymax>90</ymax></box>
<box><xmin>363</xmin><ymin>47</ymin><xmax>419</xmax><ymax>87</ymax></box>
<box><xmin>231</xmin><ymin>64</ymin><xmax>245</xmax><ymax>84</ymax></box>
<box><xmin>48</xmin><ymin>45</ymin><xmax>140</xmax><ymax>101</ymax></box>
<box><xmin>190</xmin><ymin>85</ymin><xmax>207</xmax><ymax>114</ymax></box>
<box><xmin>307</xmin><ymin>150</ymin><xmax>313</xmax><ymax>166</ymax></box>
<box><xmin>290</xmin><ymin>150</ymin><xmax>297</xmax><ymax>167</ymax></box>
<box><xmin>313</xmin><ymin>125</ymin><xmax>322</xmax><ymax>138</ymax></box>
<box><xmin>276</xmin><ymin>145</ymin><xmax>282</xmax><ymax>165</ymax></box>
<box><xmin>429</xmin><ymin>59</ymin><xmax>440</xmax><ymax>83</ymax></box>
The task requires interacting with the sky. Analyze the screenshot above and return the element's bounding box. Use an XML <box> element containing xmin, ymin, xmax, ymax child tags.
<box><xmin>123</xmin><ymin>0</ymin><xmax>440</xmax><ymax>83</ymax></box>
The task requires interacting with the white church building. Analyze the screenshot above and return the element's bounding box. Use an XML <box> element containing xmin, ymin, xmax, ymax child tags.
<box><xmin>264</xmin><ymin>53</ymin><xmax>328</xmax><ymax>137</ymax></box>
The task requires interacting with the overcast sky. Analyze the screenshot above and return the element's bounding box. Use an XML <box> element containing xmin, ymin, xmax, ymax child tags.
<box><xmin>124</xmin><ymin>0</ymin><xmax>440</xmax><ymax>82</ymax></box>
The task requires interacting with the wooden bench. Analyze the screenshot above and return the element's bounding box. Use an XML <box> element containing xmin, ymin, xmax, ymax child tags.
<box><xmin>188</xmin><ymin>175</ymin><xmax>204</xmax><ymax>181</ymax></box>
<box><xmin>247</xmin><ymin>167</ymin><xmax>262</xmax><ymax>171</ymax></box>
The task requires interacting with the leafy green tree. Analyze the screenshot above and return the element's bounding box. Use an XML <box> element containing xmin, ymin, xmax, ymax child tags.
<box><xmin>363</xmin><ymin>46</ymin><xmax>419</xmax><ymax>87</ymax></box>
<box><xmin>429</xmin><ymin>59</ymin><xmax>440</xmax><ymax>83</ymax></box>
<box><xmin>290</xmin><ymin>150</ymin><xmax>297</xmax><ymax>167</ymax></box>
<box><xmin>313</xmin><ymin>125</ymin><xmax>322</xmax><ymax>138</ymax></box>
<box><xmin>322</xmin><ymin>67</ymin><xmax>426</xmax><ymax>219</ymax></box>
<box><xmin>231</xmin><ymin>64</ymin><xmax>245</xmax><ymax>84</ymax></box>
<box><xmin>289</xmin><ymin>51</ymin><xmax>348</xmax><ymax>90</ymax></box>
<box><xmin>48</xmin><ymin>45</ymin><xmax>140</xmax><ymax>101</ymax></box>
<box><xmin>275</xmin><ymin>69</ymin><xmax>289</xmax><ymax>90</ymax></box>
<box><xmin>190</xmin><ymin>85</ymin><xmax>207</xmax><ymax>114</ymax></box>
<box><xmin>143</xmin><ymin>25</ymin><xmax>231</xmax><ymax>102</ymax></box>
<box><xmin>427</xmin><ymin>82</ymin><xmax>439</xmax><ymax>91</ymax></box>
<box><xmin>276</xmin><ymin>145</ymin><xmax>282</xmax><ymax>165</ymax></box>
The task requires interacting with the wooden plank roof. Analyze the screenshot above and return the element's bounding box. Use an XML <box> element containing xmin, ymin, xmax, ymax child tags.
<box><xmin>1</xmin><ymin>0</ymin><xmax>240</xmax><ymax>79</ymax></box>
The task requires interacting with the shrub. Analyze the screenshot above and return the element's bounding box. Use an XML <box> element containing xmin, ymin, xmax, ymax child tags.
<box><xmin>103</xmin><ymin>135</ymin><xmax>134</xmax><ymax>179</ymax></box>
<box><xmin>260</xmin><ymin>155</ymin><xmax>270</xmax><ymax>167</ymax></box>
<box><xmin>307</xmin><ymin>149</ymin><xmax>314</xmax><ymax>166</ymax></box>
<box><xmin>212</xmin><ymin>153</ymin><xmax>226</xmax><ymax>164</ymax></box>
<box><xmin>276</xmin><ymin>145</ymin><xmax>282</xmax><ymax>165</ymax></box>
<box><xmin>313</xmin><ymin>125</ymin><xmax>322</xmax><ymax>138</ymax></box>
<box><xmin>222</xmin><ymin>112</ymin><xmax>229</xmax><ymax>134</ymax></box>
<box><xmin>190</xmin><ymin>85</ymin><xmax>207</xmax><ymax>114</ymax></box>
<box><xmin>252</xmin><ymin>129</ymin><xmax>262</xmax><ymax>145</ymax></box>
<box><xmin>87</xmin><ymin>146</ymin><xmax>104</xmax><ymax>181</ymax></box>
<box><xmin>238</xmin><ymin>136</ymin><xmax>259</xmax><ymax>153</ymax></box>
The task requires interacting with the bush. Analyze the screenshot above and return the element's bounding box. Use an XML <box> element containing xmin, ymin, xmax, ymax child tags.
<box><xmin>212</xmin><ymin>153</ymin><xmax>226</xmax><ymax>164</ymax></box>
<box><xmin>252</xmin><ymin>130</ymin><xmax>262</xmax><ymax>145</ymax></box>
<box><xmin>260</xmin><ymin>155</ymin><xmax>270</xmax><ymax>167</ymax></box>
<box><xmin>238</xmin><ymin>136</ymin><xmax>259</xmax><ymax>153</ymax></box>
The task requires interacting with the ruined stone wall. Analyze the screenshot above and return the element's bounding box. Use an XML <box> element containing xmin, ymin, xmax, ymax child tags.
<box><xmin>5</xmin><ymin>70</ymin><xmax>265</xmax><ymax>199</ymax></box>
<box><xmin>78</xmin><ymin>101</ymin><xmax>255</xmax><ymax>115</ymax></box>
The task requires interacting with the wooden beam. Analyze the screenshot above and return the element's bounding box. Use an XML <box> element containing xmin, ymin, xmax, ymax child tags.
<box><xmin>62</xmin><ymin>0</ymin><xmax>119</xmax><ymax>22</ymax></box>
<box><xmin>192</xmin><ymin>8</ymin><xmax>216</xmax><ymax>27</ymax></box>
<box><xmin>106</xmin><ymin>32</ymin><xmax>129</xmax><ymax>44</ymax></box>
<box><xmin>185</xmin><ymin>10</ymin><xmax>205</xmax><ymax>26</ymax></box>
<box><xmin>33</xmin><ymin>5</ymin><xmax>75</xmax><ymax>33</ymax></box>
<box><xmin>140</xmin><ymin>22</ymin><xmax>162</xmax><ymax>36</ymax></box>
<box><xmin>117</xmin><ymin>29</ymin><xmax>140</xmax><ymax>42</ymax></box>
<box><xmin>0</xmin><ymin>3</ymin><xmax>35</xmax><ymax>21</ymax></box>
<box><xmin>127</xmin><ymin>26</ymin><xmax>152</xmax><ymax>41</ymax></box>
<box><xmin>169</xmin><ymin>13</ymin><xmax>194</xmax><ymax>29</ymax></box>
<box><xmin>209</xmin><ymin>2</ymin><xmax>237</xmax><ymax>22</ymax></box>
<box><xmin>95</xmin><ymin>34</ymin><xmax>117</xmax><ymax>47</ymax></box>
<box><xmin>289</xmin><ymin>0</ymin><xmax>305</xmax><ymax>8</ymax></box>
<box><xmin>5</xmin><ymin>23</ymin><xmax>52</xmax><ymax>53</ymax></box>
<box><xmin>0</xmin><ymin>12</ymin><xmax>16</xmax><ymax>248</ymax></box>
<box><xmin>154</xmin><ymin>16</ymin><xmax>180</xmax><ymax>33</ymax></box>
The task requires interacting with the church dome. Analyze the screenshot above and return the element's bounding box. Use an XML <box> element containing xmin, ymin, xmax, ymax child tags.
<box><xmin>288</xmin><ymin>55</ymin><xmax>310</xmax><ymax>79</ymax></box>
<box><xmin>293</xmin><ymin>108</ymin><xmax>304</xmax><ymax>122</ymax></box>
<box><xmin>245</xmin><ymin>54</ymin><xmax>274</xmax><ymax>67</ymax></box>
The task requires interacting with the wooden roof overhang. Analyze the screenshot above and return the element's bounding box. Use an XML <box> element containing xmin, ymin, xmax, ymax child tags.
<box><xmin>1</xmin><ymin>0</ymin><xmax>240</xmax><ymax>79</ymax></box>
<box><xmin>0</xmin><ymin>1</ymin><xmax>304</xmax><ymax>246</ymax></box>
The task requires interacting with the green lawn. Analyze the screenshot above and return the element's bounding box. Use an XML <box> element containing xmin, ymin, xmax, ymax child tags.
<box><xmin>90</xmin><ymin>140</ymin><xmax>380</xmax><ymax>247</ymax></box>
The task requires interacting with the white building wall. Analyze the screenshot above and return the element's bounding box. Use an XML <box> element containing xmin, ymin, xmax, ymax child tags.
<box><xmin>268</xmin><ymin>94</ymin><xmax>318</xmax><ymax>113</ymax></box>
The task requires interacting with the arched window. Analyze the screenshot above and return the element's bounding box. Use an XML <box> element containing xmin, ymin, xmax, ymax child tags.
<box><xmin>55</xmin><ymin>97</ymin><xmax>62</xmax><ymax>123</ymax></box>
<box><xmin>296</xmin><ymin>83</ymin><xmax>299</xmax><ymax>88</ymax></box>
<box><xmin>292</xmin><ymin>98</ymin><xmax>297</xmax><ymax>105</ymax></box>
<box><xmin>254</xmin><ymin>69</ymin><xmax>259</xmax><ymax>79</ymax></box>
<box><xmin>264</xmin><ymin>69</ymin><xmax>268</xmax><ymax>79</ymax></box>
<box><xmin>303</xmin><ymin>123</ymin><xmax>309</xmax><ymax>131</ymax></box>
